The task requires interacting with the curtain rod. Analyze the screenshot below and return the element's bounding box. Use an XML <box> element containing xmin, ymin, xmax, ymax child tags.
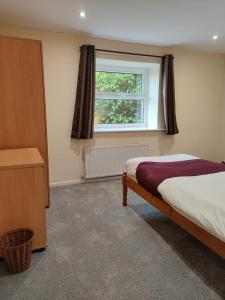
<box><xmin>96</xmin><ymin>48</ymin><xmax>163</xmax><ymax>59</ymax></box>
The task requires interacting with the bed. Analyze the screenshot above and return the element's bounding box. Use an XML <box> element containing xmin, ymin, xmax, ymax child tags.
<box><xmin>122</xmin><ymin>154</ymin><xmax>225</xmax><ymax>259</ymax></box>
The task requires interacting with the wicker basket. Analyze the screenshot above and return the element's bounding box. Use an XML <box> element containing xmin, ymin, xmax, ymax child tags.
<box><xmin>0</xmin><ymin>228</ymin><xmax>34</xmax><ymax>274</ymax></box>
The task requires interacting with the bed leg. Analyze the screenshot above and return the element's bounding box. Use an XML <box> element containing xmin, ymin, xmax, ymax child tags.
<box><xmin>122</xmin><ymin>172</ymin><xmax>128</xmax><ymax>206</ymax></box>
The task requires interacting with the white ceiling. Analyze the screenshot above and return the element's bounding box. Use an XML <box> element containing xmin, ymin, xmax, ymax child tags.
<box><xmin>0</xmin><ymin>0</ymin><xmax>225</xmax><ymax>52</ymax></box>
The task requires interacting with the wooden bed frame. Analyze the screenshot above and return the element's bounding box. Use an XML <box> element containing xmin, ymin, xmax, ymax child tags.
<box><xmin>122</xmin><ymin>172</ymin><xmax>225</xmax><ymax>260</ymax></box>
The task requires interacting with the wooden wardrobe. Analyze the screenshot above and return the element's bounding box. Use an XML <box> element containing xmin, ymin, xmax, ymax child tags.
<box><xmin>0</xmin><ymin>36</ymin><xmax>49</xmax><ymax>251</ymax></box>
<box><xmin>0</xmin><ymin>36</ymin><xmax>49</xmax><ymax>207</ymax></box>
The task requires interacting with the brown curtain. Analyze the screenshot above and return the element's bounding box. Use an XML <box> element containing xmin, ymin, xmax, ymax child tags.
<box><xmin>71</xmin><ymin>45</ymin><xmax>96</xmax><ymax>139</ymax></box>
<box><xmin>162</xmin><ymin>54</ymin><xmax>179</xmax><ymax>135</ymax></box>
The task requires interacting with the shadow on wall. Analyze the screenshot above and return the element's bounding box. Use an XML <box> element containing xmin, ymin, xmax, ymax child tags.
<box><xmin>70</xmin><ymin>139</ymin><xmax>94</xmax><ymax>157</ymax></box>
<box><xmin>69</xmin><ymin>138</ymin><xmax>97</xmax><ymax>176</ymax></box>
<box><xmin>158</xmin><ymin>134</ymin><xmax>175</xmax><ymax>155</ymax></box>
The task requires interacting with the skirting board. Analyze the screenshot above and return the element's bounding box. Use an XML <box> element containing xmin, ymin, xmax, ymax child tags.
<box><xmin>50</xmin><ymin>179</ymin><xmax>81</xmax><ymax>188</ymax></box>
<box><xmin>50</xmin><ymin>175</ymin><xmax>122</xmax><ymax>187</ymax></box>
<box><xmin>83</xmin><ymin>175</ymin><xmax>122</xmax><ymax>183</ymax></box>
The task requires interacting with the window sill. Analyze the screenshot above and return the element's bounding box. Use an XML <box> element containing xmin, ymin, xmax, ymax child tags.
<box><xmin>94</xmin><ymin>128</ymin><xmax>165</xmax><ymax>133</ymax></box>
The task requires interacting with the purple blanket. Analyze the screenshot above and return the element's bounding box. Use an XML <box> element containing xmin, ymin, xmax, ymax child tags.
<box><xmin>136</xmin><ymin>159</ymin><xmax>225</xmax><ymax>197</ymax></box>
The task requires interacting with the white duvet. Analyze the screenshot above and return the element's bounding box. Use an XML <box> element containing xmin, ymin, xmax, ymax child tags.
<box><xmin>125</xmin><ymin>154</ymin><xmax>225</xmax><ymax>243</ymax></box>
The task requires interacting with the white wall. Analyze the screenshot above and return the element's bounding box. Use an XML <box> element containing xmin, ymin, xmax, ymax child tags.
<box><xmin>221</xmin><ymin>66</ymin><xmax>225</xmax><ymax>159</ymax></box>
<box><xmin>0</xmin><ymin>25</ymin><xmax>225</xmax><ymax>184</ymax></box>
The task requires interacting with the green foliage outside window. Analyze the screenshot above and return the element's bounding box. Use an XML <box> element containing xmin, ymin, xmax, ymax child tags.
<box><xmin>95</xmin><ymin>99</ymin><xmax>143</xmax><ymax>124</ymax></box>
<box><xmin>96</xmin><ymin>71</ymin><xmax>142</xmax><ymax>93</ymax></box>
<box><xmin>95</xmin><ymin>71</ymin><xmax>143</xmax><ymax>124</ymax></box>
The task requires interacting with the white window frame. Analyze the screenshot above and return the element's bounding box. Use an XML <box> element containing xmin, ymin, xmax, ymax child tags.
<box><xmin>94</xmin><ymin>59</ymin><xmax>162</xmax><ymax>132</ymax></box>
<box><xmin>95</xmin><ymin>65</ymin><xmax>149</xmax><ymax>131</ymax></box>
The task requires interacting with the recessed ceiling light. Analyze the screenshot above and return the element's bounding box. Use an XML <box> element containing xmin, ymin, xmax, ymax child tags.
<box><xmin>212</xmin><ymin>34</ymin><xmax>218</xmax><ymax>40</ymax></box>
<box><xmin>80</xmin><ymin>11</ymin><xmax>86</xmax><ymax>18</ymax></box>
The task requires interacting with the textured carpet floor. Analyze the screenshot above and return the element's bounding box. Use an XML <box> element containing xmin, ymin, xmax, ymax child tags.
<box><xmin>0</xmin><ymin>179</ymin><xmax>225</xmax><ymax>300</ymax></box>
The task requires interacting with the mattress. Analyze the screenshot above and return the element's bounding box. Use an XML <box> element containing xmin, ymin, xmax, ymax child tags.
<box><xmin>125</xmin><ymin>154</ymin><xmax>225</xmax><ymax>243</ymax></box>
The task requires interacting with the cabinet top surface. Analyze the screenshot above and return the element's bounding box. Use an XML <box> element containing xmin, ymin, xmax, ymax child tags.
<box><xmin>0</xmin><ymin>148</ymin><xmax>44</xmax><ymax>169</ymax></box>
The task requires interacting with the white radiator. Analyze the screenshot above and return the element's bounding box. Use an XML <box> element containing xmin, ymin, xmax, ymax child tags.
<box><xmin>84</xmin><ymin>144</ymin><xmax>149</xmax><ymax>179</ymax></box>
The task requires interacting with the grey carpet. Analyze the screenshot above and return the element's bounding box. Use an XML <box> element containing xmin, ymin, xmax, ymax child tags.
<box><xmin>0</xmin><ymin>179</ymin><xmax>224</xmax><ymax>300</ymax></box>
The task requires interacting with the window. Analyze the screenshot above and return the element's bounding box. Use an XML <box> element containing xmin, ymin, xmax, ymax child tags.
<box><xmin>94</xmin><ymin>58</ymin><xmax>163</xmax><ymax>132</ymax></box>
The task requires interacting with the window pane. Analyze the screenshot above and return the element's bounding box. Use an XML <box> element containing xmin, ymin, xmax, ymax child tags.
<box><xmin>96</xmin><ymin>71</ymin><xmax>143</xmax><ymax>94</ymax></box>
<box><xmin>94</xmin><ymin>99</ymin><xmax>144</xmax><ymax>125</ymax></box>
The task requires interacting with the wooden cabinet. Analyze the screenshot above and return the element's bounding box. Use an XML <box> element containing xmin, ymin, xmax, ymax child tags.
<box><xmin>0</xmin><ymin>36</ymin><xmax>49</xmax><ymax>207</ymax></box>
<box><xmin>0</xmin><ymin>148</ymin><xmax>47</xmax><ymax>250</ymax></box>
